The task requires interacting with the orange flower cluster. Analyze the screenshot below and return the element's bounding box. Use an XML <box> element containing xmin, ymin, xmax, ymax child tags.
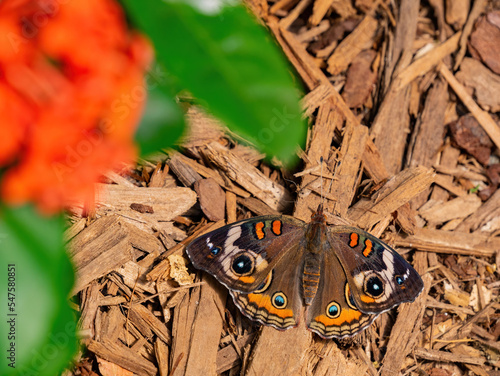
<box><xmin>0</xmin><ymin>0</ymin><xmax>152</xmax><ymax>213</ymax></box>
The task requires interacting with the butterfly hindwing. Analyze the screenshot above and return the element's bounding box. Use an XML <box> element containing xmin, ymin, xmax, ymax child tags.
<box><xmin>231</xmin><ymin>245</ymin><xmax>305</xmax><ymax>330</ymax></box>
<box><xmin>186</xmin><ymin>215</ymin><xmax>306</xmax><ymax>293</ymax></box>
<box><xmin>306</xmin><ymin>251</ymin><xmax>377</xmax><ymax>338</ymax></box>
<box><xmin>327</xmin><ymin>226</ymin><xmax>424</xmax><ymax>314</ymax></box>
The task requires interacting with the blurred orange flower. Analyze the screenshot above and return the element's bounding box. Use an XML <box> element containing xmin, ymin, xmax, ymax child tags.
<box><xmin>0</xmin><ymin>0</ymin><xmax>152</xmax><ymax>213</ymax></box>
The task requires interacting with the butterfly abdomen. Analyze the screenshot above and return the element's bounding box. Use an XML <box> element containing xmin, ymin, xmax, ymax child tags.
<box><xmin>302</xmin><ymin>254</ymin><xmax>321</xmax><ymax>305</ymax></box>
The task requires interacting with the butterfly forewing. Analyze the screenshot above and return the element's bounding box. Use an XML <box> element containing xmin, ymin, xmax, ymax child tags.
<box><xmin>186</xmin><ymin>215</ymin><xmax>307</xmax><ymax>293</ymax></box>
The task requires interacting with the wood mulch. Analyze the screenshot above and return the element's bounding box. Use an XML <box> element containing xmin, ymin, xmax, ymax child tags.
<box><xmin>66</xmin><ymin>1</ymin><xmax>500</xmax><ymax>375</ymax></box>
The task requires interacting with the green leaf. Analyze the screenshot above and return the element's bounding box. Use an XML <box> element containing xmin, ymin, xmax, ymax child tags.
<box><xmin>135</xmin><ymin>64</ymin><xmax>185</xmax><ymax>156</ymax></box>
<box><xmin>0</xmin><ymin>205</ymin><xmax>78</xmax><ymax>376</ymax></box>
<box><xmin>122</xmin><ymin>0</ymin><xmax>306</xmax><ymax>165</ymax></box>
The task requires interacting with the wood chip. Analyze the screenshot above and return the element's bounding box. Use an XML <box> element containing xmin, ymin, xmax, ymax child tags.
<box><xmin>183</xmin><ymin>275</ymin><xmax>227</xmax><ymax>375</ymax></box>
<box><xmin>95</xmin><ymin>184</ymin><xmax>197</xmax><ymax>222</ymax></box>
<box><xmin>69</xmin><ymin>215</ymin><xmax>134</xmax><ymax>295</ymax></box>
<box><xmin>86</xmin><ymin>339</ymin><xmax>157</xmax><ymax>376</ymax></box>
<box><xmin>348</xmin><ymin>166</ymin><xmax>435</xmax><ymax>228</ymax></box>
<box><xmin>330</xmin><ymin>123</ymin><xmax>368</xmax><ymax>217</ymax></box>
<box><xmin>388</xmin><ymin>227</ymin><xmax>498</xmax><ymax>257</ymax></box>
<box><xmin>327</xmin><ymin>15</ymin><xmax>379</xmax><ymax>75</ymax></box>
<box><xmin>418</xmin><ymin>194</ymin><xmax>482</xmax><ymax>225</ymax></box>
<box><xmin>379</xmin><ymin>251</ymin><xmax>431</xmax><ymax>376</ymax></box>
<box><xmin>439</xmin><ymin>64</ymin><xmax>500</xmax><ymax>152</ymax></box>
<box><xmin>194</xmin><ymin>178</ymin><xmax>225</xmax><ymax>221</ymax></box>
<box><xmin>414</xmin><ymin>347</ymin><xmax>485</xmax><ymax>365</ymax></box>
<box><xmin>395</xmin><ymin>32</ymin><xmax>461</xmax><ymax>90</ymax></box>
<box><xmin>341</xmin><ymin>49</ymin><xmax>377</xmax><ymax>108</ymax></box>
<box><xmin>456</xmin><ymin>57</ymin><xmax>500</xmax><ymax>113</ymax></box>
<box><xmin>469</xmin><ymin>13</ymin><xmax>500</xmax><ymax>74</ymax></box>
<box><xmin>201</xmin><ymin>142</ymin><xmax>292</xmax><ymax>211</ymax></box>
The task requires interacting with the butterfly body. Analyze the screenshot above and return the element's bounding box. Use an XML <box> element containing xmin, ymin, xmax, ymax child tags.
<box><xmin>186</xmin><ymin>205</ymin><xmax>423</xmax><ymax>338</ymax></box>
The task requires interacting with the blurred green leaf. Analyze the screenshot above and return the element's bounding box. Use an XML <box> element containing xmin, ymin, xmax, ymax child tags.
<box><xmin>0</xmin><ymin>205</ymin><xmax>77</xmax><ymax>376</ymax></box>
<box><xmin>135</xmin><ymin>66</ymin><xmax>185</xmax><ymax>156</ymax></box>
<box><xmin>122</xmin><ymin>0</ymin><xmax>306</xmax><ymax>165</ymax></box>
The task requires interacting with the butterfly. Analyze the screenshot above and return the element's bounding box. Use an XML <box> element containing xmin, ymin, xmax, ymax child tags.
<box><xmin>186</xmin><ymin>204</ymin><xmax>424</xmax><ymax>338</ymax></box>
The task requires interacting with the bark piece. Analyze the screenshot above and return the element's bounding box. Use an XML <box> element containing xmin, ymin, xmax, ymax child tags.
<box><xmin>130</xmin><ymin>305</ymin><xmax>169</xmax><ymax>346</ymax></box>
<box><xmin>301</xmin><ymin>82</ymin><xmax>334</xmax><ymax>117</ymax></box>
<box><xmin>327</xmin><ymin>15</ymin><xmax>379</xmax><ymax>75</ymax></box>
<box><xmin>168</xmin><ymin>154</ymin><xmax>202</xmax><ymax>187</ymax></box>
<box><xmin>194</xmin><ymin>178</ymin><xmax>226</xmax><ymax>221</ymax></box>
<box><xmin>456</xmin><ymin>57</ymin><xmax>500</xmax><ymax>113</ymax></box>
<box><xmin>449</xmin><ymin>114</ymin><xmax>493</xmax><ymax>165</ymax></box>
<box><xmin>267</xmin><ymin>16</ymin><xmax>329</xmax><ymax>89</ymax></box>
<box><xmin>469</xmin><ymin>13</ymin><xmax>500</xmax><ymax>75</ymax></box>
<box><xmin>448</xmin><ymin>344</ymin><xmax>489</xmax><ymax>376</ymax></box>
<box><xmin>431</xmin><ymin>144</ymin><xmax>461</xmax><ymax>203</ymax></box>
<box><xmin>342</xmin><ymin>49</ymin><xmax>377</xmax><ymax>108</ymax></box>
<box><xmin>440</xmin><ymin>64</ymin><xmax>500</xmax><ymax>151</ymax></box>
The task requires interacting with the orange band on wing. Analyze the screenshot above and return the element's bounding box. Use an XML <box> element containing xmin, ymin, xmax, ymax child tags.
<box><xmin>247</xmin><ymin>293</ymin><xmax>294</xmax><ymax>318</ymax></box>
<box><xmin>239</xmin><ymin>276</ymin><xmax>256</xmax><ymax>284</ymax></box>
<box><xmin>271</xmin><ymin>220</ymin><xmax>282</xmax><ymax>236</ymax></box>
<box><xmin>314</xmin><ymin>308</ymin><xmax>362</xmax><ymax>327</ymax></box>
<box><xmin>363</xmin><ymin>239</ymin><xmax>373</xmax><ymax>257</ymax></box>
<box><xmin>349</xmin><ymin>233</ymin><xmax>359</xmax><ymax>247</ymax></box>
<box><xmin>359</xmin><ymin>295</ymin><xmax>375</xmax><ymax>303</ymax></box>
<box><xmin>254</xmin><ymin>222</ymin><xmax>265</xmax><ymax>240</ymax></box>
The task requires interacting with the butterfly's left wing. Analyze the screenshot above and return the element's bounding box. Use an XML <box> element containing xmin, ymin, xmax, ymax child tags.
<box><xmin>186</xmin><ymin>215</ymin><xmax>306</xmax><ymax>293</ymax></box>
<box><xmin>327</xmin><ymin>226</ymin><xmax>424</xmax><ymax>314</ymax></box>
